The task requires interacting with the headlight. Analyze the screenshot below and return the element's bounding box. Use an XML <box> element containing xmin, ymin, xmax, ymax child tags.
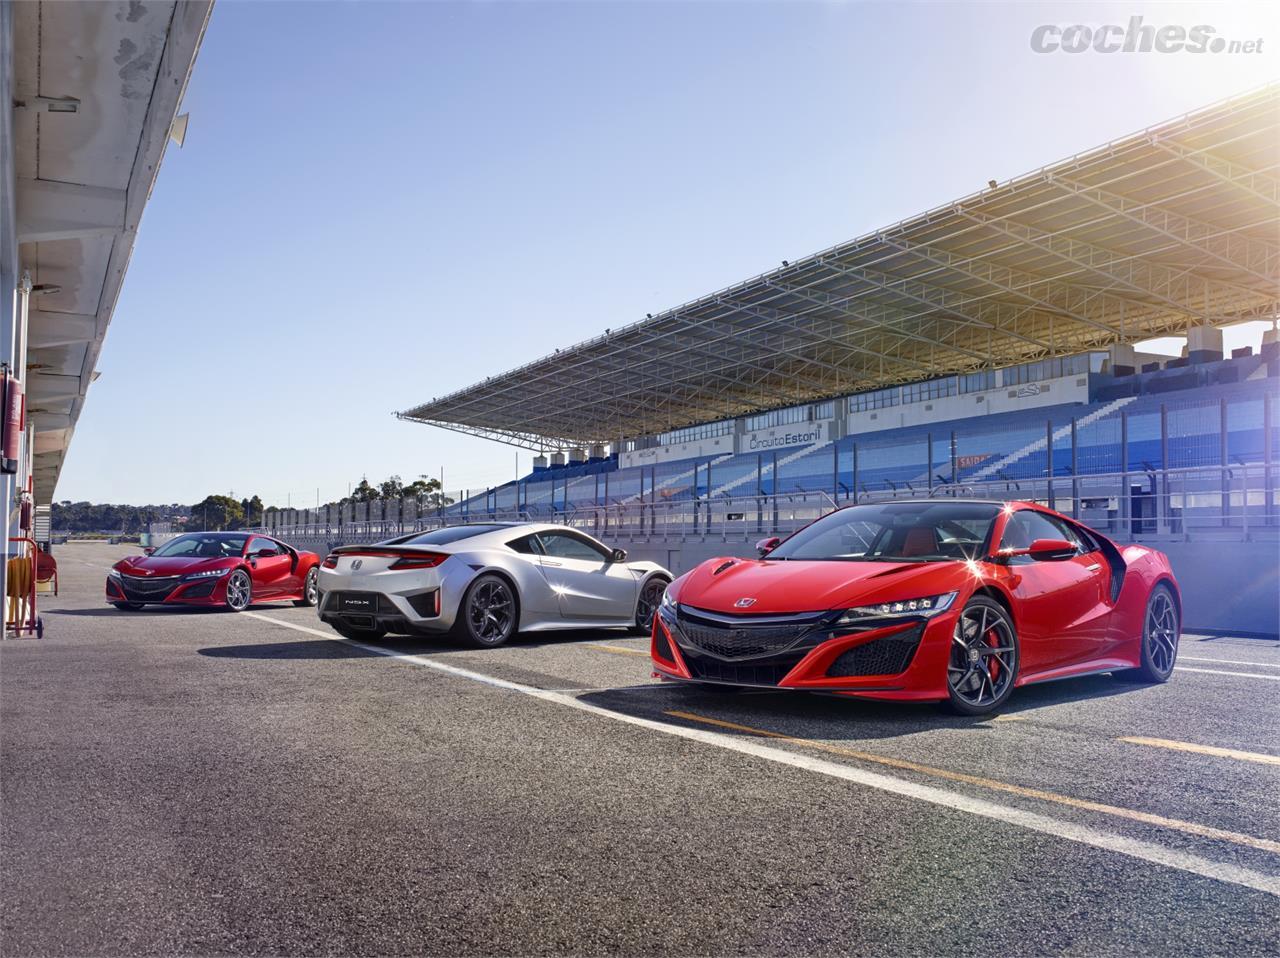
<box><xmin>660</xmin><ymin>587</ymin><xmax>677</xmax><ymax>611</ymax></box>
<box><xmin>837</xmin><ymin>592</ymin><xmax>958</xmax><ymax>625</ymax></box>
<box><xmin>107</xmin><ymin>568</ymin><xmax>122</xmax><ymax>579</ymax></box>
<box><xmin>183</xmin><ymin>568</ymin><xmax>232</xmax><ymax>581</ymax></box>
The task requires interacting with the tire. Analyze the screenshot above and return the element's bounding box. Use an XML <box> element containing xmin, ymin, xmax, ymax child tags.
<box><xmin>112</xmin><ymin>601</ymin><xmax>144</xmax><ymax>611</ymax></box>
<box><xmin>224</xmin><ymin>569</ymin><xmax>252</xmax><ymax>612</ymax></box>
<box><xmin>454</xmin><ymin>573</ymin><xmax>519</xmax><ymax>648</ymax></box>
<box><xmin>293</xmin><ymin>567</ymin><xmax>319</xmax><ymax>607</ymax></box>
<box><xmin>945</xmin><ymin>596</ymin><xmax>1020</xmax><ymax>716</ymax></box>
<box><xmin>1115</xmin><ymin>584</ymin><xmax>1179</xmax><ymax>684</ymax></box>
<box><xmin>331</xmin><ymin>620</ymin><xmax>388</xmax><ymax>641</ymax></box>
<box><xmin>631</xmin><ymin>576</ymin><xmax>670</xmax><ymax>635</ymax></box>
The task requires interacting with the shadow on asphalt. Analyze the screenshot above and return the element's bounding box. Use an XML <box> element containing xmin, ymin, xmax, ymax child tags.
<box><xmin>199</xmin><ymin>640</ymin><xmax>377</xmax><ymax>660</ymax></box>
<box><xmin>45</xmin><ymin>606</ymin><xmax>222</xmax><ymax>618</ymax></box>
<box><xmin>577</xmin><ymin>672</ymin><xmax>1145</xmax><ymax>742</ymax></box>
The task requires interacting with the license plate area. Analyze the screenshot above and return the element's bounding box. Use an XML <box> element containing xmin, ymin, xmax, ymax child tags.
<box><xmin>336</xmin><ymin>592</ymin><xmax>379</xmax><ymax>613</ymax></box>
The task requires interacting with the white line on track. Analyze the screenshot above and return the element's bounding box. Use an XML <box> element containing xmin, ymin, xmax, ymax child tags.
<box><xmin>241</xmin><ymin>611</ymin><xmax>1280</xmax><ymax>899</ymax></box>
<box><xmin>1178</xmin><ymin>655</ymin><xmax>1280</xmax><ymax>669</ymax></box>
<box><xmin>1175</xmin><ymin>666</ymin><xmax>1280</xmax><ymax>681</ymax></box>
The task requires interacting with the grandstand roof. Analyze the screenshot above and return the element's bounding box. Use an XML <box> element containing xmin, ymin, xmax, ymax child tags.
<box><xmin>398</xmin><ymin>85</ymin><xmax>1280</xmax><ymax>451</ymax></box>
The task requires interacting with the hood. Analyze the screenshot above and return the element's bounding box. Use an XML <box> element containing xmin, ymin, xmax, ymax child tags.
<box><xmin>673</xmin><ymin>556</ymin><xmax>971</xmax><ymax>615</ymax></box>
<box><xmin>114</xmin><ymin>555</ymin><xmax>238</xmax><ymax>577</ymax></box>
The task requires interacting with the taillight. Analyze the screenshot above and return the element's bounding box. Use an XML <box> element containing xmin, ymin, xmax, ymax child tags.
<box><xmin>322</xmin><ymin>554</ymin><xmax>338</xmax><ymax>569</ymax></box>
<box><xmin>389</xmin><ymin>552</ymin><xmax>448</xmax><ymax>570</ymax></box>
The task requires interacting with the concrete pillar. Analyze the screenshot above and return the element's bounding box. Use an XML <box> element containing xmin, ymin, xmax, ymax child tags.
<box><xmin>1186</xmin><ymin>325</ymin><xmax>1224</xmax><ymax>365</ymax></box>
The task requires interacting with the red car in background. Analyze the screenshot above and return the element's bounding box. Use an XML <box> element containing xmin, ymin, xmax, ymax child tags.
<box><xmin>106</xmin><ymin>532</ymin><xmax>321</xmax><ymax>612</ymax></box>
<box><xmin>653</xmin><ymin>500</ymin><xmax>1181</xmax><ymax>716</ymax></box>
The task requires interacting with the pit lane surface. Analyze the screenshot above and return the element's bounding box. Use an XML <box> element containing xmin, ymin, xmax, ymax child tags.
<box><xmin>3</xmin><ymin>543</ymin><xmax>1278</xmax><ymax>956</ymax></box>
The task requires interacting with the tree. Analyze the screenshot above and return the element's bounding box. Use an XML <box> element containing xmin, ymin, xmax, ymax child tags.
<box><xmin>379</xmin><ymin>475</ymin><xmax>404</xmax><ymax>499</ymax></box>
<box><xmin>350</xmin><ymin>478</ymin><xmax>378</xmax><ymax>503</ymax></box>
<box><xmin>403</xmin><ymin>476</ymin><xmax>454</xmax><ymax>509</ymax></box>
<box><xmin>188</xmin><ymin>495</ymin><xmax>245</xmax><ymax>531</ymax></box>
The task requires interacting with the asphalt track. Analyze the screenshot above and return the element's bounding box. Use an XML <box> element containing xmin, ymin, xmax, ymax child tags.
<box><xmin>3</xmin><ymin>543</ymin><xmax>1278</xmax><ymax>956</ymax></box>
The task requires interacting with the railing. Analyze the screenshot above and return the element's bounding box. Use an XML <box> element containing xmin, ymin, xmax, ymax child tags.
<box><xmin>260</xmin><ymin>465</ymin><xmax>1278</xmax><ymax>546</ymax></box>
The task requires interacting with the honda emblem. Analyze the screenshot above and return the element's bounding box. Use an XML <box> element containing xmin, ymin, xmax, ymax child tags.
<box><xmin>351</xmin><ymin>559</ymin><xmax>363</xmax><ymax>570</ymax></box>
<box><xmin>735</xmin><ymin>597</ymin><xmax>756</xmax><ymax>608</ymax></box>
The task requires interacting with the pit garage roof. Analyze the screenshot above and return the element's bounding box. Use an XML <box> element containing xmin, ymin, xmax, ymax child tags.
<box><xmin>13</xmin><ymin>1</ymin><xmax>212</xmax><ymax>501</ymax></box>
<box><xmin>399</xmin><ymin>84</ymin><xmax>1280</xmax><ymax>451</ymax></box>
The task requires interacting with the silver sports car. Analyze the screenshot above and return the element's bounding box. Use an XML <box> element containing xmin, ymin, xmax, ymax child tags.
<box><xmin>316</xmin><ymin>522</ymin><xmax>671</xmax><ymax>647</ymax></box>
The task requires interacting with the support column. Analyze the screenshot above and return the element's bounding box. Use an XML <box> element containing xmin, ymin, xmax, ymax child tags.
<box><xmin>1046</xmin><ymin>420</ymin><xmax>1055</xmax><ymax>510</ymax></box>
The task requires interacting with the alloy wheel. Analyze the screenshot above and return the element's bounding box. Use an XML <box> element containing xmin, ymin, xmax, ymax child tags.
<box><xmin>636</xmin><ymin>578</ymin><xmax>667</xmax><ymax>631</ymax></box>
<box><xmin>1145</xmin><ymin>589</ymin><xmax>1178</xmax><ymax>676</ymax></box>
<box><xmin>468</xmin><ymin>578</ymin><xmax>515</xmax><ymax>644</ymax></box>
<box><xmin>305</xmin><ymin>568</ymin><xmax>319</xmax><ymax>605</ymax></box>
<box><xmin>225</xmin><ymin>571</ymin><xmax>252</xmax><ymax>611</ymax></box>
<box><xmin>948</xmin><ymin>604</ymin><xmax>1017</xmax><ymax>709</ymax></box>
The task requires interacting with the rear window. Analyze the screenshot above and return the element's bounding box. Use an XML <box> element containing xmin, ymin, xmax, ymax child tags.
<box><xmin>393</xmin><ymin>524</ymin><xmax>506</xmax><ymax>547</ymax></box>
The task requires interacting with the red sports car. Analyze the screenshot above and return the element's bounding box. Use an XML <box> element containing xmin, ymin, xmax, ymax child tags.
<box><xmin>652</xmin><ymin>500</ymin><xmax>1180</xmax><ymax>715</ymax></box>
<box><xmin>106</xmin><ymin>532</ymin><xmax>321</xmax><ymax>612</ymax></box>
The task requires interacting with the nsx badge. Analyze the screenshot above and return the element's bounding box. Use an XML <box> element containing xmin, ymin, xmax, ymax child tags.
<box><xmin>735</xmin><ymin>597</ymin><xmax>757</xmax><ymax>608</ymax></box>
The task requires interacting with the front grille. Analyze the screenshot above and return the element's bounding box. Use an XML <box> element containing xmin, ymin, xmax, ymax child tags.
<box><xmin>827</xmin><ymin>624</ymin><xmax>925</xmax><ymax>677</ymax></box>
<box><xmin>120</xmin><ymin>574</ymin><xmax>180</xmax><ymax>594</ymax></box>
<box><xmin>675</xmin><ymin>606</ymin><xmax>825</xmax><ymax>660</ymax></box>
<box><xmin>683</xmin><ymin>658</ymin><xmax>797</xmax><ymax>686</ymax></box>
<box><xmin>654</xmin><ymin>623</ymin><xmax>676</xmax><ymax>662</ymax></box>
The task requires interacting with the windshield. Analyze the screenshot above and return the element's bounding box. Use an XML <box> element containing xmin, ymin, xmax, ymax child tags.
<box><xmin>766</xmin><ymin>502</ymin><xmax>1001</xmax><ymax>562</ymax></box>
<box><xmin>151</xmin><ymin>533</ymin><xmax>248</xmax><ymax>559</ymax></box>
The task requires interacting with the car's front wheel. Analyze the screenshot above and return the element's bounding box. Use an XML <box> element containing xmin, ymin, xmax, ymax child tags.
<box><xmin>945</xmin><ymin>596</ymin><xmax>1019</xmax><ymax>716</ymax></box>
<box><xmin>224</xmin><ymin>569</ymin><xmax>252</xmax><ymax>612</ymax></box>
<box><xmin>456</xmin><ymin>573</ymin><xmax>518</xmax><ymax>648</ymax></box>
<box><xmin>293</xmin><ymin>567</ymin><xmax>319</xmax><ymax>608</ymax></box>
<box><xmin>632</xmin><ymin>576</ymin><xmax>670</xmax><ymax>634</ymax></box>
<box><xmin>1116</xmin><ymin>584</ymin><xmax>1179</xmax><ymax>683</ymax></box>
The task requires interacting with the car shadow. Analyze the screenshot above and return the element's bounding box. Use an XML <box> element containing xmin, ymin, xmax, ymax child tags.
<box><xmin>577</xmin><ymin>672</ymin><xmax>1146</xmax><ymax>743</ymax></box>
<box><xmin>45</xmin><ymin>606</ymin><xmax>220</xmax><ymax>618</ymax></box>
<box><xmin>198</xmin><ymin>640</ymin><xmax>376</xmax><ymax>660</ymax></box>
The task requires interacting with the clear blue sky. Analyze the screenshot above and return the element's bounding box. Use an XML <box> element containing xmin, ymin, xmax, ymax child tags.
<box><xmin>60</xmin><ymin>0</ymin><xmax>1278</xmax><ymax>506</ymax></box>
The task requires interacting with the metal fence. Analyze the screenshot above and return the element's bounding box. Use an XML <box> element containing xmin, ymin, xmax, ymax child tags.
<box><xmin>262</xmin><ymin>390</ymin><xmax>1279</xmax><ymax>546</ymax></box>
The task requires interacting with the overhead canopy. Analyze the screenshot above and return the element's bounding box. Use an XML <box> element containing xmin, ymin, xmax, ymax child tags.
<box><xmin>12</xmin><ymin>1</ymin><xmax>213</xmax><ymax>501</ymax></box>
<box><xmin>399</xmin><ymin>84</ymin><xmax>1280</xmax><ymax>450</ymax></box>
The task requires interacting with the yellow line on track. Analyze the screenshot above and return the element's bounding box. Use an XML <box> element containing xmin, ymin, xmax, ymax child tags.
<box><xmin>585</xmin><ymin>644</ymin><xmax>650</xmax><ymax>657</ymax></box>
<box><xmin>1119</xmin><ymin>736</ymin><xmax>1280</xmax><ymax>767</ymax></box>
<box><xmin>665</xmin><ymin>710</ymin><xmax>1280</xmax><ymax>855</ymax></box>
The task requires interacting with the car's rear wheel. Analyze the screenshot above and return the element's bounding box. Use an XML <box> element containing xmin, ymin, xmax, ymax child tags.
<box><xmin>632</xmin><ymin>576</ymin><xmax>669</xmax><ymax>634</ymax></box>
<box><xmin>112</xmin><ymin>601</ymin><xmax>144</xmax><ymax>611</ymax></box>
<box><xmin>224</xmin><ymin>570</ymin><xmax>252</xmax><ymax>612</ymax></box>
<box><xmin>1116</xmin><ymin>584</ymin><xmax>1179</xmax><ymax>684</ymax></box>
<box><xmin>456</xmin><ymin>574</ymin><xmax>518</xmax><ymax>648</ymax></box>
<box><xmin>293</xmin><ymin>567</ymin><xmax>319</xmax><ymax>607</ymax></box>
<box><xmin>331</xmin><ymin>620</ymin><xmax>388</xmax><ymax>641</ymax></box>
<box><xmin>945</xmin><ymin>596</ymin><xmax>1019</xmax><ymax>716</ymax></box>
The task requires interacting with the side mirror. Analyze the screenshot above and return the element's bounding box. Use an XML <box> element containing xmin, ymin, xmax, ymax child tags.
<box><xmin>253</xmin><ymin>548</ymin><xmax>279</xmax><ymax>559</ymax></box>
<box><xmin>755</xmin><ymin>536</ymin><xmax>781</xmax><ymax>557</ymax></box>
<box><xmin>1002</xmin><ymin>538</ymin><xmax>1075</xmax><ymax>561</ymax></box>
<box><xmin>611</xmin><ymin>548</ymin><xmax>627</xmax><ymax>562</ymax></box>
<box><xmin>142</xmin><ymin>547</ymin><xmax>155</xmax><ymax>556</ymax></box>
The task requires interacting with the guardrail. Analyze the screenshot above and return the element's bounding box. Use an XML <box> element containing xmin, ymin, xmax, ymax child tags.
<box><xmin>259</xmin><ymin>464</ymin><xmax>1277</xmax><ymax>546</ymax></box>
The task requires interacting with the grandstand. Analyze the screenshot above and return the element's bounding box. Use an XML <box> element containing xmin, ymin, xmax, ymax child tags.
<box><xmin>266</xmin><ymin>85</ymin><xmax>1279</xmax><ymax>633</ymax></box>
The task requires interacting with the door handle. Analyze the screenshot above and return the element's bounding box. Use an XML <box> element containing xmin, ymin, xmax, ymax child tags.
<box><xmin>1085</xmin><ymin>563</ymin><xmax>1101</xmax><ymax>571</ymax></box>
<box><xmin>542</xmin><ymin>560</ymin><xmax>562</xmax><ymax>567</ymax></box>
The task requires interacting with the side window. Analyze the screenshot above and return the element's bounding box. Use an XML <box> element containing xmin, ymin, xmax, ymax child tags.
<box><xmin>507</xmin><ymin>535</ymin><xmax>544</xmax><ymax>556</ymax></box>
<box><xmin>1000</xmin><ymin>511</ymin><xmax>1080</xmax><ymax>558</ymax></box>
<box><xmin>540</xmin><ymin>532</ymin><xmax>609</xmax><ymax>562</ymax></box>
<box><xmin>247</xmin><ymin>537</ymin><xmax>279</xmax><ymax>557</ymax></box>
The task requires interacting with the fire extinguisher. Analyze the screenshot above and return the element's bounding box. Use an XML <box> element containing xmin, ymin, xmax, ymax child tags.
<box><xmin>1</xmin><ymin>365</ymin><xmax>24</xmax><ymax>475</ymax></box>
